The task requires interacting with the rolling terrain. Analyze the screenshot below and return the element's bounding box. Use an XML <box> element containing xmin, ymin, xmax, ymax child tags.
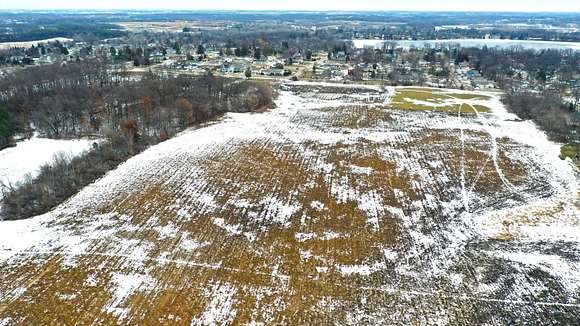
<box><xmin>0</xmin><ymin>82</ymin><xmax>578</xmax><ymax>325</ymax></box>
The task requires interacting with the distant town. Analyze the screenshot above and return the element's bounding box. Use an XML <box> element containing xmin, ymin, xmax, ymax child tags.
<box><xmin>1</xmin><ymin>12</ymin><xmax>578</xmax><ymax>155</ymax></box>
<box><xmin>0</xmin><ymin>9</ymin><xmax>579</xmax><ymax>325</ymax></box>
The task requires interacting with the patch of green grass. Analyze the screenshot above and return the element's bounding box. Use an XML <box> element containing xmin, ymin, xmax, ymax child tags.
<box><xmin>393</xmin><ymin>89</ymin><xmax>448</xmax><ymax>104</ymax></box>
<box><xmin>389</xmin><ymin>101</ymin><xmax>477</xmax><ymax>114</ymax></box>
<box><xmin>560</xmin><ymin>144</ymin><xmax>579</xmax><ymax>160</ymax></box>
<box><xmin>447</xmin><ymin>93</ymin><xmax>491</xmax><ymax>100</ymax></box>
<box><xmin>389</xmin><ymin>88</ymin><xmax>493</xmax><ymax>114</ymax></box>
<box><xmin>389</xmin><ymin>101</ymin><xmax>436</xmax><ymax>111</ymax></box>
<box><xmin>433</xmin><ymin>104</ymin><xmax>463</xmax><ymax>113</ymax></box>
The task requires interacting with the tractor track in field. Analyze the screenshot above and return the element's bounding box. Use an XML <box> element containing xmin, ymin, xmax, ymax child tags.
<box><xmin>0</xmin><ymin>82</ymin><xmax>578</xmax><ymax>325</ymax></box>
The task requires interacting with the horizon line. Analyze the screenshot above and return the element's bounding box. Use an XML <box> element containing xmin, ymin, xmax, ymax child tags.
<box><xmin>1</xmin><ymin>9</ymin><xmax>579</xmax><ymax>14</ymax></box>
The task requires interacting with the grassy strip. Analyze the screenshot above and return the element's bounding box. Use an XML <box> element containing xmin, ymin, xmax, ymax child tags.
<box><xmin>446</xmin><ymin>93</ymin><xmax>491</xmax><ymax>100</ymax></box>
<box><xmin>389</xmin><ymin>88</ymin><xmax>492</xmax><ymax>113</ymax></box>
<box><xmin>560</xmin><ymin>144</ymin><xmax>579</xmax><ymax>161</ymax></box>
<box><xmin>389</xmin><ymin>101</ymin><xmax>459</xmax><ymax>112</ymax></box>
<box><xmin>393</xmin><ymin>89</ymin><xmax>448</xmax><ymax>104</ymax></box>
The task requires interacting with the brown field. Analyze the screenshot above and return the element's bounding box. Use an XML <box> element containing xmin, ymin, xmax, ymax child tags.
<box><xmin>0</xmin><ymin>84</ymin><xmax>578</xmax><ymax>325</ymax></box>
<box><xmin>115</xmin><ymin>21</ymin><xmax>226</xmax><ymax>32</ymax></box>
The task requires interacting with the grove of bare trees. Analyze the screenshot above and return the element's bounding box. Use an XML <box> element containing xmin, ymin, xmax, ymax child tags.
<box><xmin>0</xmin><ymin>60</ymin><xmax>273</xmax><ymax>220</ymax></box>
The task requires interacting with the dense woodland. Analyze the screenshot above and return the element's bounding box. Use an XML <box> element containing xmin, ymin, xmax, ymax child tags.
<box><xmin>0</xmin><ymin>61</ymin><xmax>273</xmax><ymax>220</ymax></box>
<box><xmin>0</xmin><ymin>12</ymin><xmax>126</xmax><ymax>43</ymax></box>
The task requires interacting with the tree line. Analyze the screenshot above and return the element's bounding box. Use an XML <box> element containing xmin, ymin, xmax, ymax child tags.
<box><xmin>0</xmin><ymin>61</ymin><xmax>273</xmax><ymax>220</ymax></box>
<box><xmin>351</xmin><ymin>43</ymin><xmax>579</xmax><ymax>143</ymax></box>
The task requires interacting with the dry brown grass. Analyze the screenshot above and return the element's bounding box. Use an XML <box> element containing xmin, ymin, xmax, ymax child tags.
<box><xmin>315</xmin><ymin>105</ymin><xmax>392</xmax><ymax>129</ymax></box>
<box><xmin>0</xmin><ymin>88</ymin><xmax>549</xmax><ymax>324</ymax></box>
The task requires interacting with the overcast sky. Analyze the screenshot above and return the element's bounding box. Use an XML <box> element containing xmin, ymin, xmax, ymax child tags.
<box><xmin>2</xmin><ymin>0</ymin><xmax>579</xmax><ymax>12</ymax></box>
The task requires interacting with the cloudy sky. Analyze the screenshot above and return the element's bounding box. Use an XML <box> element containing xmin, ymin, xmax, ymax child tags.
<box><xmin>2</xmin><ymin>0</ymin><xmax>579</xmax><ymax>12</ymax></box>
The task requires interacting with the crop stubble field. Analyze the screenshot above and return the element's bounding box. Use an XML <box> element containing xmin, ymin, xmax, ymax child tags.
<box><xmin>0</xmin><ymin>82</ymin><xmax>578</xmax><ymax>325</ymax></box>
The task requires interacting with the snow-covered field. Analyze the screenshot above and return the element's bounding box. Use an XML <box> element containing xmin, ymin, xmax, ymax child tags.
<box><xmin>0</xmin><ymin>83</ymin><xmax>578</xmax><ymax>324</ymax></box>
<box><xmin>0</xmin><ymin>137</ymin><xmax>97</xmax><ymax>188</ymax></box>
<box><xmin>352</xmin><ymin>38</ymin><xmax>580</xmax><ymax>51</ymax></box>
<box><xmin>0</xmin><ymin>37</ymin><xmax>73</xmax><ymax>51</ymax></box>
<box><xmin>0</xmin><ymin>136</ymin><xmax>98</xmax><ymax>215</ymax></box>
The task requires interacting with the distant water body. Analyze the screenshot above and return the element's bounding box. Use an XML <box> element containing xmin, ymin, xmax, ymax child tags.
<box><xmin>353</xmin><ymin>39</ymin><xmax>580</xmax><ymax>51</ymax></box>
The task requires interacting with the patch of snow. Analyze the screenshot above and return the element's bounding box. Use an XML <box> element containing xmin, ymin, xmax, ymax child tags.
<box><xmin>381</xmin><ymin>248</ymin><xmax>398</xmax><ymax>261</ymax></box>
<box><xmin>58</xmin><ymin>292</ymin><xmax>77</xmax><ymax>301</ymax></box>
<box><xmin>0</xmin><ymin>215</ymin><xmax>53</xmax><ymax>260</ymax></box>
<box><xmin>338</xmin><ymin>261</ymin><xmax>386</xmax><ymax>277</ymax></box>
<box><xmin>299</xmin><ymin>249</ymin><xmax>313</xmax><ymax>260</ymax></box>
<box><xmin>350</xmin><ymin>164</ymin><xmax>373</xmax><ymax>175</ymax></box>
<box><xmin>154</xmin><ymin>223</ymin><xmax>180</xmax><ymax>239</ymax></box>
<box><xmin>213</xmin><ymin>218</ymin><xmax>243</xmax><ymax>236</ymax></box>
<box><xmin>295</xmin><ymin>232</ymin><xmax>316</xmax><ymax>242</ymax></box>
<box><xmin>259</xmin><ymin>196</ymin><xmax>300</xmax><ymax>226</ymax></box>
<box><xmin>105</xmin><ymin>272</ymin><xmax>155</xmax><ymax>318</ymax></box>
<box><xmin>316</xmin><ymin>266</ymin><xmax>329</xmax><ymax>273</ymax></box>
<box><xmin>488</xmin><ymin>250</ymin><xmax>580</xmax><ymax>292</ymax></box>
<box><xmin>0</xmin><ymin>318</ymin><xmax>12</xmax><ymax>326</ymax></box>
<box><xmin>321</xmin><ymin>231</ymin><xmax>341</xmax><ymax>240</ymax></box>
<box><xmin>0</xmin><ymin>37</ymin><xmax>74</xmax><ymax>50</ymax></box>
<box><xmin>0</xmin><ymin>137</ymin><xmax>98</xmax><ymax>188</ymax></box>
<box><xmin>191</xmin><ymin>282</ymin><xmax>237</xmax><ymax>326</ymax></box>
<box><xmin>180</xmin><ymin>238</ymin><xmax>207</xmax><ymax>252</ymax></box>
<box><xmin>310</xmin><ymin>200</ymin><xmax>326</xmax><ymax>211</ymax></box>
<box><xmin>85</xmin><ymin>275</ymin><xmax>98</xmax><ymax>287</ymax></box>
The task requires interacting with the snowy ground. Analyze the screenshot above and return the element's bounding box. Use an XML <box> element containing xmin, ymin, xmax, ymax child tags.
<box><xmin>0</xmin><ymin>137</ymin><xmax>98</xmax><ymax>188</ymax></box>
<box><xmin>0</xmin><ymin>38</ymin><xmax>73</xmax><ymax>51</ymax></box>
<box><xmin>352</xmin><ymin>38</ymin><xmax>580</xmax><ymax>51</ymax></box>
<box><xmin>0</xmin><ymin>82</ymin><xmax>578</xmax><ymax>325</ymax></box>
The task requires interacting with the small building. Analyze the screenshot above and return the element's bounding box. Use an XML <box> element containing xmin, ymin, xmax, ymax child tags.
<box><xmin>466</xmin><ymin>69</ymin><xmax>481</xmax><ymax>78</ymax></box>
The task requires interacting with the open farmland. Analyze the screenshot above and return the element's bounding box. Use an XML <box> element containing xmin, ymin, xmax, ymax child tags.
<box><xmin>115</xmin><ymin>21</ymin><xmax>226</xmax><ymax>32</ymax></box>
<box><xmin>0</xmin><ymin>38</ymin><xmax>73</xmax><ymax>51</ymax></box>
<box><xmin>0</xmin><ymin>82</ymin><xmax>578</xmax><ymax>325</ymax></box>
